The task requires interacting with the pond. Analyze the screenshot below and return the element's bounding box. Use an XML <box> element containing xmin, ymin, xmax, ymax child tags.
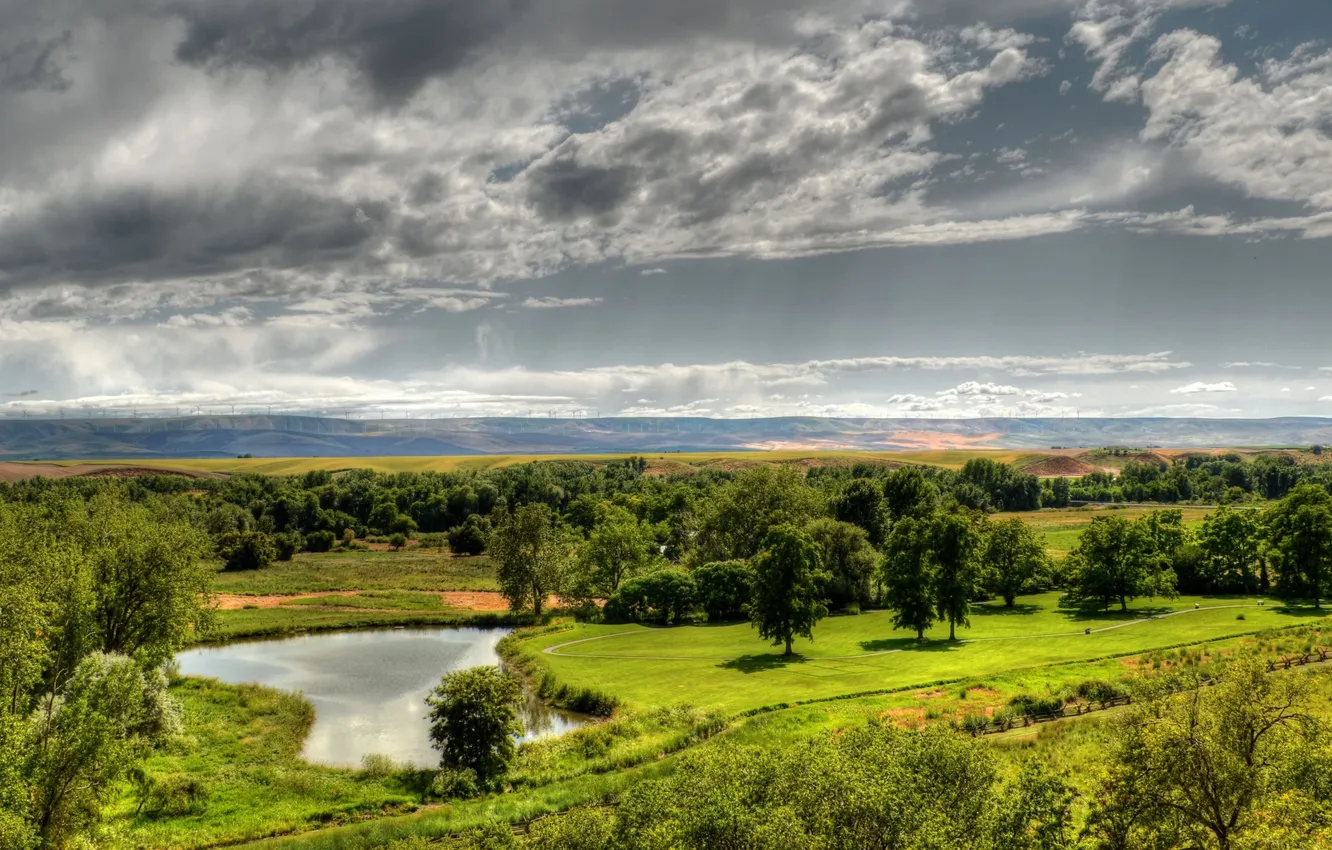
<box><xmin>175</xmin><ymin>627</ymin><xmax>587</xmax><ymax>768</ymax></box>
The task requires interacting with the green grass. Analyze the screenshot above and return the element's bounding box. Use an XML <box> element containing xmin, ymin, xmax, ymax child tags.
<box><xmin>112</xmin><ymin>678</ymin><xmax>421</xmax><ymax>849</ymax></box>
<box><xmin>214</xmin><ymin>550</ymin><xmax>498</xmax><ymax>595</ymax></box>
<box><xmin>205</xmin><ymin>608</ymin><xmax>523</xmax><ymax>642</ymax></box>
<box><xmin>512</xmin><ymin>593</ymin><xmax>1326</xmax><ymax>713</ymax></box>
<box><xmin>280</xmin><ymin>591</ymin><xmax>452</xmax><ymax>611</ymax></box>
<box><xmin>997</xmin><ymin>507</ymin><xmax>1216</xmax><ymax>557</ymax></box>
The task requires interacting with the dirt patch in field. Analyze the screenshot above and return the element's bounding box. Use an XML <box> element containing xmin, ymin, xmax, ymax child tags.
<box><xmin>213</xmin><ymin>590</ymin><xmax>555</xmax><ymax>613</ymax></box>
<box><xmin>914</xmin><ymin>690</ymin><xmax>946</xmax><ymax>700</ymax></box>
<box><xmin>876</xmin><ymin>431</ymin><xmax>1005</xmax><ymax>451</ymax></box>
<box><xmin>879</xmin><ymin>707</ymin><xmax>927</xmax><ymax>729</ymax></box>
<box><xmin>1022</xmin><ymin>455</ymin><xmax>1098</xmax><ymax>478</ymax></box>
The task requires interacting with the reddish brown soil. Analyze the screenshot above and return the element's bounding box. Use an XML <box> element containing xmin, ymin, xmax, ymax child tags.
<box><xmin>1023</xmin><ymin>455</ymin><xmax>1098</xmax><ymax>477</ymax></box>
<box><xmin>213</xmin><ymin>590</ymin><xmax>556</xmax><ymax>613</ymax></box>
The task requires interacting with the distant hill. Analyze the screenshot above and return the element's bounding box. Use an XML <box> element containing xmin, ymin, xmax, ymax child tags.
<box><xmin>2</xmin><ymin>416</ymin><xmax>1331</xmax><ymax>460</ymax></box>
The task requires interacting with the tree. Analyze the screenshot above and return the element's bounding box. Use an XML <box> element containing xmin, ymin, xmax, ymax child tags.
<box><xmin>985</xmin><ymin>517</ymin><xmax>1051</xmax><ymax>607</ymax></box>
<box><xmin>830</xmin><ymin>478</ymin><xmax>886</xmax><ymax>546</ymax></box>
<box><xmin>368</xmin><ymin>500</ymin><xmax>401</xmax><ymax>536</ymax></box>
<box><xmin>26</xmin><ymin>653</ymin><xmax>180</xmax><ymax>848</ymax></box>
<box><xmin>603</xmin><ymin>570</ymin><xmax>697</xmax><ymax>625</ymax></box>
<box><xmin>425</xmin><ymin>666</ymin><xmax>523</xmax><ymax>785</ymax></box>
<box><xmin>882</xmin><ymin>467</ymin><xmax>937</xmax><ymax>523</ymax></box>
<box><xmin>448</xmin><ymin>514</ymin><xmax>490</xmax><ymax>556</ymax></box>
<box><xmin>748</xmin><ymin>524</ymin><xmax>828</xmax><ymax>656</ymax></box>
<box><xmin>692</xmin><ymin>561</ymin><xmax>755</xmax><ymax>622</ymax></box>
<box><xmin>883</xmin><ymin>516</ymin><xmax>937</xmax><ymax>639</ymax></box>
<box><xmin>1063</xmin><ymin>516</ymin><xmax>1174</xmax><ymax>612</ymax></box>
<box><xmin>804</xmin><ymin>518</ymin><xmax>879</xmax><ymax>610</ymax></box>
<box><xmin>931</xmin><ymin>512</ymin><xmax>983</xmax><ymax>641</ymax></box>
<box><xmin>1265</xmin><ymin>484</ymin><xmax>1332</xmax><ymax>608</ymax></box>
<box><xmin>388</xmin><ymin>532</ymin><xmax>407</xmax><ymax>550</ymax></box>
<box><xmin>216</xmin><ymin>530</ymin><xmax>276</xmax><ymax>572</ymax></box>
<box><xmin>1085</xmin><ymin>659</ymin><xmax>1317</xmax><ymax>850</ymax></box>
<box><xmin>1197</xmin><ymin>507</ymin><xmax>1261</xmax><ymax>594</ymax></box>
<box><xmin>577</xmin><ymin>506</ymin><xmax>653</xmax><ymax>596</ymax></box>
<box><xmin>489</xmin><ymin>504</ymin><xmax>570</xmax><ymax>617</ymax></box>
<box><xmin>693</xmin><ymin>467</ymin><xmax>823</xmax><ymax>563</ymax></box>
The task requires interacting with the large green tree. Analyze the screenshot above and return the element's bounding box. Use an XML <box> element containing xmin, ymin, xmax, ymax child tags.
<box><xmin>1197</xmin><ymin>506</ymin><xmax>1262</xmax><ymax>594</ymax></box>
<box><xmin>425</xmin><ymin>666</ymin><xmax>524</xmax><ymax>785</ymax></box>
<box><xmin>931</xmin><ymin>512</ymin><xmax>983</xmax><ymax>641</ymax></box>
<box><xmin>1085</xmin><ymin>659</ymin><xmax>1318</xmax><ymax>850</ymax></box>
<box><xmin>830</xmin><ymin>478</ymin><xmax>886</xmax><ymax>546</ymax></box>
<box><xmin>693</xmin><ymin>467</ymin><xmax>823</xmax><ymax>564</ymax></box>
<box><xmin>984</xmin><ymin>516</ymin><xmax>1051</xmax><ymax>607</ymax></box>
<box><xmin>1063</xmin><ymin>515</ymin><xmax>1175</xmax><ymax>612</ymax></box>
<box><xmin>883</xmin><ymin>516</ymin><xmax>937</xmax><ymax>640</ymax></box>
<box><xmin>881</xmin><ymin>467</ymin><xmax>937</xmax><ymax>524</ymax></box>
<box><xmin>575</xmin><ymin>505</ymin><xmax>653</xmax><ymax>597</ymax></box>
<box><xmin>1265</xmin><ymin>484</ymin><xmax>1332</xmax><ymax>608</ymax></box>
<box><xmin>489</xmin><ymin>504</ymin><xmax>570</xmax><ymax>617</ymax></box>
<box><xmin>748</xmin><ymin>524</ymin><xmax>828</xmax><ymax>657</ymax></box>
<box><xmin>804</xmin><ymin>517</ymin><xmax>879</xmax><ymax>610</ymax></box>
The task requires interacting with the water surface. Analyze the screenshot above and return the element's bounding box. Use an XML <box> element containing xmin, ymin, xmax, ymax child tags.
<box><xmin>176</xmin><ymin>627</ymin><xmax>585</xmax><ymax>767</ymax></box>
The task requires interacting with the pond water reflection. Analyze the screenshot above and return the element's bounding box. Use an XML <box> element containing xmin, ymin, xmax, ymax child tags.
<box><xmin>176</xmin><ymin>627</ymin><xmax>586</xmax><ymax>767</ymax></box>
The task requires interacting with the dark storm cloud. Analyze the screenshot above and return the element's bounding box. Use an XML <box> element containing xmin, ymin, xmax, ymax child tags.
<box><xmin>170</xmin><ymin>0</ymin><xmax>532</xmax><ymax>106</ymax></box>
<box><xmin>0</xmin><ymin>31</ymin><xmax>74</xmax><ymax>93</ymax></box>
<box><xmin>0</xmin><ymin>180</ymin><xmax>384</xmax><ymax>288</ymax></box>
<box><xmin>526</xmin><ymin>160</ymin><xmax>637</xmax><ymax>221</ymax></box>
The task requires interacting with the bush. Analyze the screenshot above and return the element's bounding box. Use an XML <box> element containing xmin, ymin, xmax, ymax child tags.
<box><xmin>360</xmin><ymin>753</ymin><xmax>399</xmax><ymax>778</ymax></box>
<box><xmin>215</xmin><ymin>531</ymin><xmax>276</xmax><ymax>571</ymax></box>
<box><xmin>133</xmin><ymin>773</ymin><xmax>211</xmax><ymax>818</ymax></box>
<box><xmin>449</xmin><ymin>514</ymin><xmax>490</xmax><ymax>556</ymax></box>
<box><xmin>427</xmin><ymin>767</ymin><xmax>480</xmax><ymax>800</ymax></box>
<box><xmin>960</xmin><ymin>714</ymin><xmax>989</xmax><ymax>737</ymax></box>
<box><xmin>604</xmin><ymin>570</ymin><xmax>698</xmax><ymax>625</ymax></box>
<box><xmin>389</xmin><ymin>532</ymin><xmax>407</xmax><ymax>550</ymax></box>
<box><xmin>1009</xmin><ymin>693</ymin><xmax>1066</xmax><ymax>717</ymax></box>
<box><xmin>305</xmin><ymin>530</ymin><xmax>336</xmax><ymax>553</ymax></box>
<box><xmin>693</xmin><ymin>561</ymin><xmax>755</xmax><ymax>621</ymax></box>
<box><xmin>273</xmin><ymin>532</ymin><xmax>301</xmax><ymax>561</ymax></box>
<box><xmin>1074</xmin><ymin>679</ymin><xmax>1128</xmax><ymax>705</ymax></box>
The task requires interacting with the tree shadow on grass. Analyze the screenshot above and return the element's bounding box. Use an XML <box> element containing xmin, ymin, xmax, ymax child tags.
<box><xmin>1060</xmin><ymin>603</ymin><xmax>1174</xmax><ymax>622</ymax></box>
<box><xmin>718</xmin><ymin>654</ymin><xmax>811</xmax><ymax>673</ymax></box>
<box><xmin>857</xmin><ymin>637</ymin><xmax>968</xmax><ymax>654</ymax></box>
<box><xmin>969</xmin><ymin>603</ymin><xmax>1042</xmax><ymax>618</ymax></box>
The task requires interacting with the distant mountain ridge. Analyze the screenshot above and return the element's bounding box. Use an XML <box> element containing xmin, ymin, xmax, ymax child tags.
<box><xmin>2</xmin><ymin>416</ymin><xmax>1331</xmax><ymax>460</ymax></box>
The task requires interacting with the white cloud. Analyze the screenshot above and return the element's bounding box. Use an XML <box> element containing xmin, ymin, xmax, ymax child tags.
<box><xmin>1141</xmin><ymin>31</ymin><xmax>1332</xmax><ymax>211</ymax></box>
<box><xmin>519</xmin><ymin>297</ymin><xmax>605</xmax><ymax>310</ymax></box>
<box><xmin>640</xmin><ymin>268</ymin><xmax>667</xmax><ymax>276</ymax></box>
<box><xmin>1170</xmin><ymin>381</ymin><xmax>1238</xmax><ymax>394</ymax></box>
<box><xmin>940</xmin><ymin>381</ymin><xmax>1023</xmax><ymax>397</ymax></box>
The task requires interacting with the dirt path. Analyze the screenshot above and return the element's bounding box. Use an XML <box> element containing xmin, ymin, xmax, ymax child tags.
<box><xmin>213</xmin><ymin>590</ymin><xmax>547</xmax><ymax>612</ymax></box>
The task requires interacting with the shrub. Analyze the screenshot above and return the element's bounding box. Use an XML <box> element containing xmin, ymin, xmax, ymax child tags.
<box><xmin>1009</xmin><ymin>693</ymin><xmax>1066</xmax><ymax>717</ymax></box>
<box><xmin>960</xmin><ymin>714</ymin><xmax>989</xmax><ymax>737</ymax></box>
<box><xmin>360</xmin><ymin>753</ymin><xmax>399</xmax><ymax>778</ymax></box>
<box><xmin>604</xmin><ymin>570</ymin><xmax>698</xmax><ymax>625</ymax></box>
<box><xmin>449</xmin><ymin>514</ymin><xmax>490</xmax><ymax>556</ymax></box>
<box><xmin>389</xmin><ymin>533</ymin><xmax>407</xmax><ymax>550</ymax></box>
<box><xmin>133</xmin><ymin>773</ymin><xmax>211</xmax><ymax>817</ymax></box>
<box><xmin>427</xmin><ymin>767</ymin><xmax>480</xmax><ymax>800</ymax></box>
<box><xmin>305</xmin><ymin>530</ymin><xmax>336</xmax><ymax>553</ymax></box>
<box><xmin>693</xmin><ymin>561</ymin><xmax>755</xmax><ymax>621</ymax></box>
<box><xmin>1074</xmin><ymin>679</ymin><xmax>1128</xmax><ymax>705</ymax></box>
<box><xmin>272</xmin><ymin>532</ymin><xmax>301</xmax><ymax>561</ymax></box>
<box><xmin>215</xmin><ymin>531</ymin><xmax>276</xmax><ymax>571</ymax></box>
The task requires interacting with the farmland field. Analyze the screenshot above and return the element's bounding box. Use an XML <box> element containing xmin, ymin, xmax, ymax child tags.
<box><xmin>998</xmin><ymin>505</ymin><xmax>1218</xmax><ymax>556</ymax></box>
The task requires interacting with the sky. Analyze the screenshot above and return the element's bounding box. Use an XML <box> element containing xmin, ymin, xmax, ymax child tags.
<box><xmin>0</xmin><ymin>0</ymin><xmax>1330</xmax><ymax>421</ymax></box>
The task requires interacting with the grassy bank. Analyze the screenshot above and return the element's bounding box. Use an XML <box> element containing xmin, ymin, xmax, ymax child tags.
<box><xmin>202</xmin><ymin>607</ymin><xmax>530</xmax><ymax>643</ymax></box>
<box><xmin>214</xmin><ymin>550</ymin><xmax>498</xmax><ymax>596</ymax></box>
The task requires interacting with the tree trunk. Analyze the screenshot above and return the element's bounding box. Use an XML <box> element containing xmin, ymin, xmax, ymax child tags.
<box><xmin>916</xmin><ymin>628</ymin><xmax>924</xmax><ymax>640</ymax></box>
<box><xmin>1120</xmin><ymin>596</ymin><xmax>1128</xmax><ymax>613</ymax></box>
<box><xmin>1004</xmin><ymin>594</ymin><xmax>1016</xmax><ymax>607</ymax></box>
<box><xmin>949</xmin><ymin>618</ymin><xmax>956</xmax><ymax>641</ymax></box>
<box><xmin>784</xmin><ymin>636</ymin><xmax>793</xmax><ymax>657</ymax></box>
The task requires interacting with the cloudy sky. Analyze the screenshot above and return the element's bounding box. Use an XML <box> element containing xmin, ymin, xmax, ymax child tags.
<box><xmin>1</xmin><ymin>0</ymin><xmax>1329</xmax><ymax>420</ymax></box>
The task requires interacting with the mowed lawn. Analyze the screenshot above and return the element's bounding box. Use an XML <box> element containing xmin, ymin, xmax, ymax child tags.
<box><xmin>998</xmin><ymin>506</ymin><xmax>1217</xmax><ymax>558</ymax></box>
<box><xmin>213</xmin><ymin>549</ymin><xmax>498</xmax><ymax>595</ymax></box>
<box><xmin>523</xmin><ymin>593</ymin><xmax>1327</xmax><ymax>712</ymax></box>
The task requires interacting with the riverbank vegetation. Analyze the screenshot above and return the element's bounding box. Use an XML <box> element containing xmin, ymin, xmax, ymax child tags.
<box><xmin>8</xmin><ymin>456</ymin><xmax>1332</xmax><ymax>848</ymax></box>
